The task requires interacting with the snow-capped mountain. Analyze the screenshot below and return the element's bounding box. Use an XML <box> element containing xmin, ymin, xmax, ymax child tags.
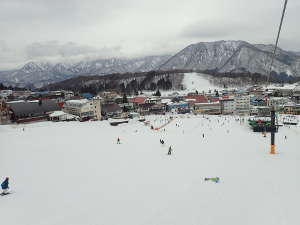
<box><xmin>159</xmin><ymin>40</ymin><xmax>300</xmax><ymax>76</ymax></box>
<box><xmin>1</xmin><ymin>40</ymin><xmax>300</xmax><ymax>88</ymax></box>
<box><xmin>0</xmin><ymin>55</ymin><xmax>171</xmax><ymax>88</ymax></box>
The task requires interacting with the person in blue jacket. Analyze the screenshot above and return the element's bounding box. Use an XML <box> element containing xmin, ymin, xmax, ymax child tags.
<box><xmin>1</xmin><ymin>177</ymin><xmax>9</xmax><ymax>194</ymax></box>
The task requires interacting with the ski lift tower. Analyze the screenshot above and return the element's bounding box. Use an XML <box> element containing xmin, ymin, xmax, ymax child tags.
<box><xmin>267</xmin><ymin>0</ymin><xmax>288</xmax><ymax>154</ymax></box>
<box><xmin>270</xmin><ymin>105</ymin><xmax>276</xmax><ymax>154</ymax></box>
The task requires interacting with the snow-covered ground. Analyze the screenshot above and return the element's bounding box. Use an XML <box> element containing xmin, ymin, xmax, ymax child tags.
<box><xmin>1</xmin><ymin>115</ymin><xmax>300</xmax><ymax>225</ymax></box>
<box><xmin>143</xmin><ymin>73</ymin><xmax>222</xmax><ymax>97</ymax></box>
<box><xmin>181</xmin><ymin>72</ymin><xmax>221</xmax><ymax>93</ymax></box>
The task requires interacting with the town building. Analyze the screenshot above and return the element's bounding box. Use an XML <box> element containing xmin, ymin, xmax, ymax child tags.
<box><xmin>167</xmin><ymin>102</ymin><xmax>189</xmax><ymax>113</ymax></box>
<box><xmin>283</xmin><ymin>104</ymin><xmax>300</xmax><ymax>115</ymax></box>
<box><xmin>193</xmin><ymin>102</ymin><xmax>221</xmax><ymax>114</ymax></box>
<box><xmin>234</xmin><ymin>95</ymin><xmax>251</xmax><ymax>115</ymax></box>
<box><xmin>220</xmin><ymin>99</ymin><xmax>235</xmax><ymax>114</ymax></box>
<box><xmin>250</xmin><ymin>106</ymin><xmax>271</xmax><ymax>116</ymax></box>
<box><xmin>63</xmin><ymin>97</ymin><xmax>102</xmax><ymax>121</ymax></box>
<box><xmin>49</xmin><ymin>111</ymin><xmax>78</xmax><ymax>121</ymax></box>
<box><xmin>150</xmin><ymin>103</ymin><xmax>166</xmax><ymax>114</ymax></box>
<box><xmin>0</xmin><ymin>90</ymin><xmax>13</xmax><ymax>98</ymax></box>
<box><xmin>8</xmin><ymin>99</ymin><xmax>61</xmax><ymax>123</ymax></box>
<box><xmin>268</xmin><ymin>97</ymin><xmax>291</xmax><ymax>112</ymax></box>
<box><xmin>0</xmin><ymin>99</ymin><xmax>10</xmax><ymax>124</ymax></box>
<box><xmin>101</xmin><ymin>103</ymin><xmax>123</xmax><ymax>118</ymax></box>
<box><xmin>12</xmin><ymin>90</ymin><xmax>32</xmax><ymax>99</ymax></box>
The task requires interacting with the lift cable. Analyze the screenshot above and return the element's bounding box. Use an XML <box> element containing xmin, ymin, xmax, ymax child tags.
<box><xmin>267</xmin><ymin>0</ymin><xmax>288</xmax><ymax>84</ymax></box>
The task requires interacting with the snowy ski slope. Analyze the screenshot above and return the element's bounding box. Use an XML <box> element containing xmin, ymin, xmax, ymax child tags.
<box><xmin>1</xmin><ymin>115</ymin><xmax>300</xmax><ymax>225</ymax></box>
<box><xmin>182</xmin><ymin>72</ymin><xmax>220</xmax><ymax>93</ymax></box>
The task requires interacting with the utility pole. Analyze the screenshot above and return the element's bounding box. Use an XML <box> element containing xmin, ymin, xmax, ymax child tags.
<box><xmin>270</xmin><ymin>105</ymin><xmax>276</xmax><ymax>154</ymax></box>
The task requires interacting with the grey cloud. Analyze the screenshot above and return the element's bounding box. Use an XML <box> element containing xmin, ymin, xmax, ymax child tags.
<box><xmin>25</xmin><ymin>41</ymin><xmax>98</xmax><ymax>58</ymax></box>
<box><xmin>0</xmin><ymin>40</ymin><xmax>25</xmax><ymax>70</ymax></box>
<box><xmin>0</xmin><ymin>40</ymin><xmax>122</xmax><ymax>70</ymax></box>
<box><xmin>25</xmin><ymin>41</ymin><xmax>122</xmax><ymax>62</ymax></box>
<box><xmin>0</xmin><ymin>0</ymin><xmax>300</xmax><ymax>69</ymax></box>
<box><xmin>182</xmin><ymin>22</ymin><xmax>243</xmax><ymax>39</ymax></box>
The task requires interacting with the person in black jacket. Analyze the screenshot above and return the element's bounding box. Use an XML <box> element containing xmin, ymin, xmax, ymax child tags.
<box><xmin>1</xmin><ymin>177</ymin><xmax>9</xmax><ymax>195</ymax></box>
<box><xmin>168</xmin><ymin>146</ymin><xmax>172</xmax><ymax>155</ymax></box>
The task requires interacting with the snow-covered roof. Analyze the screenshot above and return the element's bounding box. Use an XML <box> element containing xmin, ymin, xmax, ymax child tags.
<box><xmin>161</xmin><ymin>99</ymin><xmax>172</xmax><ymax>104</ymax></box>
<box><xmin>66</xmin><ymin>99</ymin><xmax>89</xmax><ymax>106</ymax></box>
<box><xmin>49</xmin><ymin>111</ymin><xmax>67</xmax><ymax>117</ymax></box>
<box><xmin>7</xmin><ymin>100</ymin><xmax>25</xmax><ymax>103</ymax></box>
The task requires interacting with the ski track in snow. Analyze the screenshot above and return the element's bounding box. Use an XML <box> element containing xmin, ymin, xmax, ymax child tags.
<box><xmin>1</xmin><ymin>115</ymin><xmax>300</xmax><ymax>225</ymax></box>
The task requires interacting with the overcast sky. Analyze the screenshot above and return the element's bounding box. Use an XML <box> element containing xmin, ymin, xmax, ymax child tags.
<box><xmin>0</xmin><ymin>0</ymin><xmax>299</xmax><ymax>70</ymax></box>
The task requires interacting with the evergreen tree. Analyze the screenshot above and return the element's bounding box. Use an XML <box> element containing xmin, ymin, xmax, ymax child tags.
<box><xmin>119</xmin><ymin>83</ymin><xmax>126</xmax><ymax>93</ymax></box>
<box><xmin>154</xmin><ymin>89</ymin><xmax>161</xmax><ymax>97</ymax></box>
<box><xmin>150</xmin><ymin>82</ymin><xmax>157</xmax><ymax>91</ymax></box>
<box><xmin>122</xmin><ymin>93</ymin><xmax>128</xmax><ymax>103</ymax></box>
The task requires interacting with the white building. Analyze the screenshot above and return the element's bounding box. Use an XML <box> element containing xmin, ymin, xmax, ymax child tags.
<box><xmin>63</xmin><ymin>97</ymin><xmax>102</xmax><ymax>120</ymax></box>
<box><xmin>220</xmin><ymin>99</ymin><xmax>235</xmax><ymax>114</ymax></box>
<box><xmin>234</xmin><ymin>95</ymin><xmax>250</xmax><ymax>115</ymax></box>
<box><xmin>62</xmin><ymin>91</ymin><xmax>74</xmax><ymax>100</ymax></box>
<box><xmin>268</xmin><ymin>97</ymin><xmax>289</xmax><ymax>108</ymax></box>
<box><xmin>49</xmin><ymin>111</ymin><xmax>78</xmax><ymax>121</ymax></box>
<box><xmin>145</xmin><ymin>97</ymin><xmax>161</xmax><ymax>104</ymax></box>
<box><xmin>0</xmin><ymin>90</ymin><xmax>13</xmax><ymax>98</ymax></box>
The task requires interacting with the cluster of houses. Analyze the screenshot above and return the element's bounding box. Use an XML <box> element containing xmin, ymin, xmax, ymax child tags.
<box><xmin>1</xmin><ymin>84</ymin><xmax>300</xmax><ymax>125</ymax></box>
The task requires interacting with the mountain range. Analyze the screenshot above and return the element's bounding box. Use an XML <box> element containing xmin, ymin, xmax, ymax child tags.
<box><xmin>0</xmin><ymin>55</ymin><xmax>170</xmax><ymax>88</ymax></box>
<box><xmin>1</xmin><ymin>40</ymin><xmax>300</xmax><ymax>88</ymax></box>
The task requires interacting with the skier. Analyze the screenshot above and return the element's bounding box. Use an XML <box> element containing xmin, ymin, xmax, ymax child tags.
<box><xmin>117</xmin><ymin>137</ymin><xmax>121</xmax><ymax>144</ymax></box>
<box><xmin>168</xmin><ymin>146</ymin><xmax>172</xmax><ymax>155</ymax></box>
<box><xmin>285</xmin><ymin>135</ymin><xmax>287</xmax><ymax>140</ymax></box>
<box><xmin>1</xmin><ymin>177</ymin><xmax>9</xmax><ymax>195</ymax></box>
<box><xmin>202</xmin><ymin>133</ymin><xmax>204</xmax><ymax>138</ymax></box>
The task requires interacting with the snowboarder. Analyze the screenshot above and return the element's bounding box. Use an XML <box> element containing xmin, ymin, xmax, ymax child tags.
<box><xmin>117</xmin><ymin>137</ymin><xmax>121</xmax><ymax>144</ymax></box>
<box><xmin>1</xmin><ymin>177</ymin><xmax>9</xmax><ymax>195</ymax></box>
<box><xmin>168</xmin><ymin>146</ymin><xmax>172</xmax><ymax>155</ymax></box>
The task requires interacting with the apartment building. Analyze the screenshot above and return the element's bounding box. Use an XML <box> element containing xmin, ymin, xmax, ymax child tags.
<box><xmin>63</xmin><ymin>97</ymin><xmax>101</xmax><ymax>120</ymax></box>
<box><xmin>220</xmin><ymin>99</ymin><xmax>235</xmax><ymax>114</ymax></box>
<box><xmin>235</xmin><ymin>95</ymin><xmax>250</xmax><ymax>115</ymax></box>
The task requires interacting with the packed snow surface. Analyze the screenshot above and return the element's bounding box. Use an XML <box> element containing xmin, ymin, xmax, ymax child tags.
<box><xmin>1</xmin><ymin>114</ymin><xmax>300</xmax><ymax>225</ymax></box>
<box><xmin>148</xmin><ymin>72</ymin><xmax>221</xmax><ymax>97</ymax></box>
<box><xmin>182</xmin><ymin>72</ymin><xmax>220</xmax><ymax>93</ymax></box>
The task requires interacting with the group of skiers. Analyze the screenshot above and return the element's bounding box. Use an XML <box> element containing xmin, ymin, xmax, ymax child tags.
<box><xmin>159</xmin><ymin>139</ymin><xmax>172</xmax><ymax>155</ymax></box>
